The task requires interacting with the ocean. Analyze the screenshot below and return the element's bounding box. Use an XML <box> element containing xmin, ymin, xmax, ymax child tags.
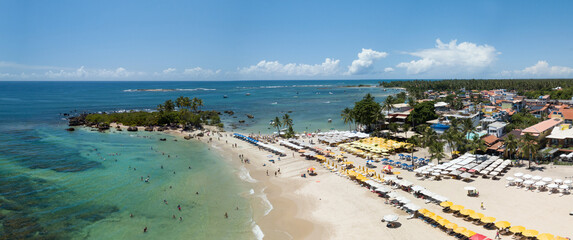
<box><xmin>0</xmin><ymin>80</ymin><xmax>401</xmax><ymax>239</ymax></box>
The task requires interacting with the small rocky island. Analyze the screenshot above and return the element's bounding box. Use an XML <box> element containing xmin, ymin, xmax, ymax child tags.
<box><xmin>67</xmin><ymin>96</ymin><xmax>223</xmax><ymax>134</ymax></box>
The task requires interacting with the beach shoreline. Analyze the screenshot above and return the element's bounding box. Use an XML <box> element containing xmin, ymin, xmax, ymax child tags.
<box><xmin>106</xmin><ymin>123</ymin><xmax>573</xmax><ymax>239</ymax></box>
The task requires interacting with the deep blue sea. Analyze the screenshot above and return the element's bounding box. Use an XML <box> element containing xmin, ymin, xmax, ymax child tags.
<box><xmin>0</xmin><ymin>80</ymin><xmax>401</xmax><ymax>239</ymax></box>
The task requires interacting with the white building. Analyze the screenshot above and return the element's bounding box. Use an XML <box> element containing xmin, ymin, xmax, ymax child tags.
<box><xmin>488</xmin><ymin>121</ymin><xmax>508</xmax><ymax>138</ymax></box>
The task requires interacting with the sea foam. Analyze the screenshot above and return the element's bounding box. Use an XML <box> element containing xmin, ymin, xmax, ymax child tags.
<box><xmin>259</xmin><ymin>187</ymin><xmax>273</xmax><ymax>216</ymax></box>
<box><xmin>251</xmin><ymin>221</ymin><xmax>265</xmax><ymax>240</ymax></box>
<box><xmin>238</xmin><ymin>166</ymin><xmax>257</xmax><ymax>183</ymax></box>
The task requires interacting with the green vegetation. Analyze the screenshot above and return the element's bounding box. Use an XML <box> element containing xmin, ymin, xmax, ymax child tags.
<box><xmin>407</xmin><ymin>101</ymin><xmax>438</xmax><ymax>126</ymax></box>
<box><xmin>341</xmin><ymin>93</ymin><xmax>384</xmax><ymax>132</ymax></box>
<box><xmin>505</xmin><ymin>111</ymin><xmax>540</xmax><ymax>131</ymax></box>
<box><xmin>380</xmin><ymin>79</ymin><xmax>573</xmax><ymax>100</ymax></box>
<box><xmin>84</xmin><ymin>97</ymin><xmax>222</xmax><ymax>129</ymax></box>
<box><xmin>272</xmin><ymin>113</ymin><xmax>295</xmax><ymax>138</ymax></box>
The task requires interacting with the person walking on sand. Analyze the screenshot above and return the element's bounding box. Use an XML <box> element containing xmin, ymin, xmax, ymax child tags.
<box><xmin>495</xmin><ymin>230</ymin><xmax>500</xmax><ymax>239</ymax></box>
<box><xmin>225</xmin><ymin>212</ymin><xmax>228</xmax><ymax>218</ymax></box>
<box><xmin>481</xmin><ymin>202</ymin><xmax>484</xmax><ymax>210</ymax></box>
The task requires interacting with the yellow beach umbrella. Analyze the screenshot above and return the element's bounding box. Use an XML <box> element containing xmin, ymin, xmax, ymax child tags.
<box><xmin>450</xmin><ymin>205</ymin><xmax>464</xmax><ymax>211</ymax></box>
<box><xmin>469</xmin><ymin>212</ymin><xmax>484</xmax><ymax>220</ymax></box>
<box><xmin>462</xmin><ymin>230</ymin><xmax>476</xmax><ymax>238</ymax></box>
<box><xmin>431</xmin><ymin>215</ymin><xmax>443</xmax><ymax>221</ymax></box>
<box><xmin>460</xmin><ymin>209</ymin><xmax>475</xmax><ymax>216</ymax></box>
<box><xmin>423</xmin><ymin>212</ymin><xmax>435</xmax><ymax>218</ymax></box>
<box><xmin>437</xmin><ymin>219</ymin><xmax>449</xmax><ymax>226</ymax></box>
<box><xmin>445</xmin><ymin>222</ymin><xmax>457</xmax><ymax>230</ymax></box>
<box><xmin>522</xmin><ymin>229</ymin><xmax>539</xmax><ymax>237</ymax></box>
<box><xmin>418</xmin><ymin>208</ymin><xmax>429</xmax><ymax>214</ymax></box>
<box><xmin>454</xmin><ymin>227</ymin><xmax>467</xmax><ymax>234</ymax></box>
<box><xmin>494</xmin><ymin>221</ymin><xmax>511</xmax><ymax>229</ymax></box>
<box><xmin>439</xmin><ymin>201</ymin><xmax>453</xmax><ymax>208</ymax></box>
<box><xmin>556</xmin><ymin>236</ymin><xmax>569</xmax><ymax>240</ymax></box>
<box><xmin>537</xmin><ymin>233</ymin><xmax>555</xmax><ymax>240</ymax></box>
<box><xmin>509</xmin><ymin>225</ymin><xmax>525</xmax><ymax>233</ymax></box>
<box><xmin>481</xmin><ymin>216</ymin><xmax>496</xmax><ymax>223</ymax></box>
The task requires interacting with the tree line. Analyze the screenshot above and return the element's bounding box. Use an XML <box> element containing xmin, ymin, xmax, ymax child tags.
<box><xmin>380</xmin><ymin>79</ymin><xmax>573</xmax><ymax>100</ymax></box>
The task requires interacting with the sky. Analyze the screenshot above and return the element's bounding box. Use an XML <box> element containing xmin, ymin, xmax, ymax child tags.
<box><xmin>1</xmin><ymin>0</ymin><xmax>573</xmax><ymax>81</ymax></box>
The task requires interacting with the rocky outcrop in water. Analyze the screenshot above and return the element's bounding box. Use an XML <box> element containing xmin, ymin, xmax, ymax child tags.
<box><xmin>127</xmin><ymin>126</ymin><xmax>138</xmax><ymax>132</ymax></box>
<box><xmin>246</xmin><ymin>114</ymin><xmax>254</xmax><ymax>119</ymax></box>
<box><xmin>66</xmin><ymin>127</ymin><xmax>75</xmax><ymax>131</ymax></box>
<box><xmin>68</xmin><ymin>114</ymin><xmax>87</xmax><ymax>126</ymax></box>
<box><xmin>144</xmin><ymin>126</ymin><xmax>153</xmax><ymax>132</ymax></box>
<box><xmin>224</xmin><ymin>110</ymin><xmax>234</xmax><ymax>115</ymax></box>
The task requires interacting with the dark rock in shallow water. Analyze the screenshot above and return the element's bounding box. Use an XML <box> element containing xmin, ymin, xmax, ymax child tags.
<box><xmin>144</xmin><ymin>126</ymin><xmax>153</xmax><ymax>132</ymax></box>
<box><xmin>97</xmin><ymin>123</ymin><xmax>110</xmax><ymax>131</ymax></box>
<box><xmin>196</xmin><ymin>132</ymin><xmax>204</xmax><ymax>137</ymax></box>
<box><xmin>159</xmin><ymin>138</ymin><xmax>166</xmax><ymax>141</ymax></box>
<box><xmin>239</xmin><ymin>120</ymin><xmax>245</xmax><ymax>123</ymax></box>
<box><xmin>127</xmin><ymin>126</ymin><xmax>138</xmax><ymax>132</ymax></box>
<box><xmin>184</xmin><ymin>135</ymin><xmax>192</xmax><ymax>140</ymax></box>
<box><xmin>66</xmin><ymin>127</ymin><xmax>75</xmax><ymax>131</ymax></box>
<box><xmin>246</xmin><ymin>114</ymin><xmax>254</xmax><ymax>119</ymax></box>
<box><xmin>224</xmin><ymin>110</ymin><xmax>234</xmax><ymax>115</ymax></box>
<box><xmin>68</xmin><ymin>114</ymin><xmax>87</xmax><ymax>126</ymax></box>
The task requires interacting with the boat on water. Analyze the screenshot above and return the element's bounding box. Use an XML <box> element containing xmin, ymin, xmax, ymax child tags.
<box><xmin>328</xmin><ymin>119</ymin><xmax>332</xmax><ymax>123</ymax></box>
<box><xmin>271</xmin><ymin>102</ymin><xmax>278</xmax><ymax>105</ymax></box>
<box><xmin>223</xmin><ymin>95</ymin><xmax>228</xmax><ymax>98</ymax></box>
<box><xmin>329</xmin><ymin>92</ymin><xmax>333</xmax><ymax>95</ymax></box>
<box><xmin>246</xmin><ymin>93</ymin><xmax>251</xmax><ymax>96</ymax></box>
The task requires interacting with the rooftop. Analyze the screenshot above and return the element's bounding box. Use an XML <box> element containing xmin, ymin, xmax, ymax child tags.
<box><xmin>522</xmin><ymin>118</ymin><xmax>563</xmax><ymax>136</ymax></box>
<box><xmin>489</xmin><ymin>121</ymin><xmax>508</xmax><ymax>129</ymax></box>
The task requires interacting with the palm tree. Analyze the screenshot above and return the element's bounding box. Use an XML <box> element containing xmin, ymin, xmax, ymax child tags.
<box><xmin>402</xmin><ymin>123</ymin><xmax>410</xmax><ymax>139</ymax></box>
<box><xmin>520</xmin><ymin>133</ymin><xmax>538</xmax><ymax>169</ymax></box>
<box><xmin>504</xmin><ymin>134</ymin><xmax>519</xmax><ymax>160</ymax></box>
<box><xmin>341</xmin><ymin>107</ymin><xmax>354</xmax><ymax>131</ymax></box>
<box><xmin>421</xmin><ymin>126</ymin><xmax>437</xmax><ymax>149</ymax></box>
<box><xmin>469</xmin><ymin>135</ymin><xmax>486</xmax><ymax>155</ymax></box>
<box><xmin>383</xmin><ymin>95</ymin><xmax>394</xmax><ymax>116</ymax></box>
<box><xmin>407</xmin><ymin>135</ymin><xmax>420</xmax><ymax>166</ymax></box>
<box><xmin>191</xmin><ymin>97</ymin><xmax>204</xmax><ymax>113</ymax></box>
<box><xmin>372</xmin><ymin>111</ymin><xmax>385</xmax><ymax>131</ymax></box>
<box><xmin>388</xmin><ymin>122</ymin><xmax>399</xmax><ymax>139</ymax></box>
<box><xmin>272</xmin><ymin>116</ymin><xmax>282</xmax><ymax>137</ymax></box>
<box><xmin>429</xmin><ymin>141</ymin><xmax>446</xmax><ymax>165</ymax></box>
<box><xmin>282</xmin><ymin>113</ymin><xmax>293</xmax><ymax>129</ymax></box>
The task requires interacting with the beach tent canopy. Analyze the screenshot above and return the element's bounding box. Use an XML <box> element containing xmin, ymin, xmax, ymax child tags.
<box><xmin>383</xmin><ymin>214</ymin><xmax>399</xmax><ymax>222</ymax></box>
<box><xmin>509</xmin><ymin>225</ymin><xmax>525</xmax><ymax>233</ymax></box>
<box><xmin>469</xmin><ymin>234</ymin><xmax>490</xmax><ymax>240</ymax></box>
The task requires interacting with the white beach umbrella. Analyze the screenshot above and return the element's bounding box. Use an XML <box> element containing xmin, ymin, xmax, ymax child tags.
<box><xmin>396</xmin><ymin>196</ymin><xmax>411</xmax><ymax>204</ymax></box>
<box><xmin>564</xmin><ymin>180</ymin><xmax>573</xmax><ymax>185</ymax></box>
<box><xmin>411</xmin><ymin>185</ymin><xmax>425</xmax><ymax>192</ymax></box>
<box><xmin>535</xmin><ymin>181</ymin><xmax>546</xmax><ymax>187</ymax></box>
<box><xmin>542</xmin><ymin>177</ymin><xmax>553</xmax><ymax>182</ymax></box>
<box><xmin>464</xmin><ymin>186</ymin><xmax>477</xmax><ymax>191</ymax></box>
<box><xmin>523</xmin><ymin>180</ymin><xmax>535</xmax><ymax>185</ymax></box>
<box><xmin>547</xmin><ymin>183</ymin><xmax>559</xmax><ymax>189</ymax></box>
<box><xmin>523</xmin><ymin>174</ymin><xmax>532</xmax><ymax>179</ymax></box>
<box><xmin>506</xmin><ymin>177</ymin><xmax>514</xmax><ymax>181</ymax></box>
<box><xmin>532</xmin><ymin>175</ymin><xmax>542</xmax><ymax>181</ymax></box>
<box><xmin>514</xmin><ymin>172</ymin><xmax>524</xmax><ymax>177</ymax></box>
<box><xmin>421</xmin><ymin>171</ymin><xmax>430</xmax><ymax>175</ymax></box>
<box><xmin>431</xmin><ymin>172</ymin><xmax>440</xmax><ymax>176</ymax></box>
<box><xmin>404</xmin><ymin>203</ymin><xmax>421</xmax><ymax>211</ymax></box>
<box><xmin>514</xmin><ymin>178</ymin><xmax>523</xmax><ymax>183</ymax></box>
<box><xmin>559</xmin><ymin>184</ymin><xmax>569</xmax><ymax>190</ymax></box>
<box><xmin>383</xmin><ymin>214</ymin><xmax>399</xmax><ymax>222</ymax></box>
<box><xmin>554</xmin><ymin>179</ymin><xmax>563</xmax><ymax>184</ymax></box>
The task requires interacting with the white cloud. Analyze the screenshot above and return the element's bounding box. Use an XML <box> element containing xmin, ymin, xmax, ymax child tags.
<box><xmin>502</xmin><ymin>61</ymin><xmax>573</xmax><ymax>77</ymax></box>
<box><xmin>384</xmin><ymin>67</ymin><xmax>394</xmax><ymax>72</ymax></box>
<box><xmin>239</xmin><ymin>58</ymin><xmax>340</xmax><ymax>76</ymax></box>
<box><xmin>397</xmin><ymin>39</ymin><xmax>498</xmax><ymax>74</ymax></box>
<box><xmin>347</xmin><ymin>48</ymin><xmax>388</xmax><ymax>75</ymax></box>
<box><xmin>44</xmin><ymin>66</ymin><xmax>141</xmax><ymax>79</ymax></box>
<box><xmin>183</xmin><ymin>67</ymin><xmax>221</xmax><ymax>76</ymax></box>
<box><xmin>162</xmin><ymin>67</ymin><xmax>176</xmax><ymax>74</ymax></box>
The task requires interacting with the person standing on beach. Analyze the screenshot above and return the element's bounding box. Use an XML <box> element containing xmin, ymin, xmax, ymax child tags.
<box><xmin>481</xmin><ymin>202</ymin><xmax>484</xmax><ymax>210</ymax></box>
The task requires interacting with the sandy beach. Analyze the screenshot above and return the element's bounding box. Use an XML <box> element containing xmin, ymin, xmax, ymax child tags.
<box><xmin>113</xmin><ymin>123</ymin><xmax>572</xmax><ymax>239</ymax></box>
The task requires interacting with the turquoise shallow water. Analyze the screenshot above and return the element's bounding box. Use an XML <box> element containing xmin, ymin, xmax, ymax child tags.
<box><xmin>0</xmin><ymin>80</ymin><xmax>401</xmax><ymax>239</ymax></box>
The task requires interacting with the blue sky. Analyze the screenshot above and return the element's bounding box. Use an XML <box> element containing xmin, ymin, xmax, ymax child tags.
<box><xmin>1</xmin><ymin>0</ymin><xmax>573</xmax><ymax>80</ymax></box>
